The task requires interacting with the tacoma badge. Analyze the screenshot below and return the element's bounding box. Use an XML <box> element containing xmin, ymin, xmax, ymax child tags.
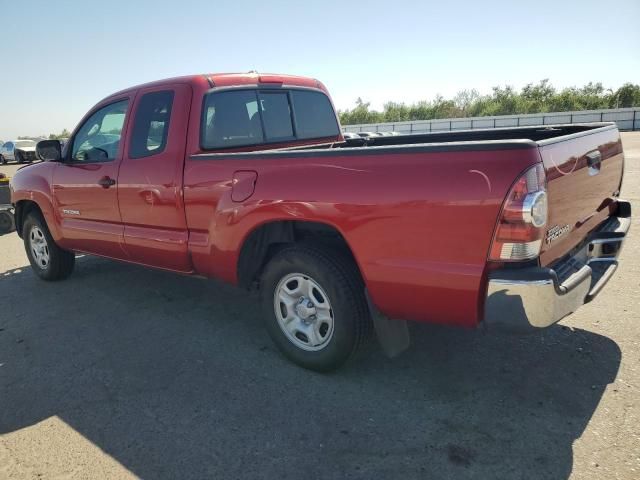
<box><xmin>546</xmin><ymin>224</ymin><xmax>570</xmax><ymax>244</ymax></box>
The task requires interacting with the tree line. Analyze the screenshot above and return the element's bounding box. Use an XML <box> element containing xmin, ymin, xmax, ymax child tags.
<box><xmin>48</xmin><ymin>129</ymin><xmax>71</xmax><ymax>140</ymax></box>
<box><xmin>13</xmin><ymin>129</ymin><xmax>71</xmax><ymax>142</ymax></box>
<box><xmin>338</xmin><ymin>80</ymin><xmax>640</xmax><ymax>125</ymax></box>
<box><xmin>7</xmin><ymin>81</ymin><xmax>639</xmax><ymax>139</ymax></box>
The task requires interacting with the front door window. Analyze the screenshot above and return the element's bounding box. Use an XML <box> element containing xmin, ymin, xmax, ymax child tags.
<box><xmin>71</xmin><ymin>100</ymin><xmax>128</xmax><ymax>162</ymax></box>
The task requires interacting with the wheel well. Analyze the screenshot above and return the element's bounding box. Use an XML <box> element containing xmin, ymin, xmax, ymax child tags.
<box><xmin>14</xmin><ymin>200</ymin><xmax>42</xmax><ymax>238</ymax></box>
<box><xmin>237</xmin><ymin>220</ymin><xmax>362</xmax><ymax>289</ymax></box>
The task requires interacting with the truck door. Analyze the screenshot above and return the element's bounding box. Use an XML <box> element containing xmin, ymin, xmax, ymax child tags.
<box><xmin>117</xmin><ymin>84</ymin><xmax>192</xmax><ymax>271</ymax></box>
<box><xmin>52</xmin><ymin>97</ymin><xmax>133</xmax><ymax>259</ymax></box>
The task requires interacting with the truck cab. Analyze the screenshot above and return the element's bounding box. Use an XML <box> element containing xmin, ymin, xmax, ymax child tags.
<box><xmin>14</xmin><ymin>73</ymin><xmax>342</xmax><ymax>267</ymax></box>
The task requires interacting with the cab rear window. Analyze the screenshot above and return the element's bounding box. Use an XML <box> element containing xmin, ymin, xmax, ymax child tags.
<box><xmin>290</xmin><ymin>90</ymin><xmax>339</xmax><ymax>140</ymax></box>
<box><xmin>201</xmin><ymin>88</ymin><xmax>339</xmax><ymax>150</ymax></box>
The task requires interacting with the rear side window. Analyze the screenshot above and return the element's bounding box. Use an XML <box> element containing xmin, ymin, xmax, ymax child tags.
<box><xmin>129</xmin><ymin>90</ymin><xmax>174</xmax><ymax>158</ymax></box>
<box><xmin>291</xmin><ymin>90</ymin><xmax>339</xmax><ymax>139</ymax></box>
<box><xmin>202</xmin><ymin>90</ymin><xmax>263</xmax><ymax>149</ymax></box>
<box><xmin>201</xmin><ymin>88</ymin><xmax>338</xmax><ymax>150</ymax></box>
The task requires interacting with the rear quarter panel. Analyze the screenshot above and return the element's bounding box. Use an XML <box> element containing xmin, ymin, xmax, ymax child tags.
<box><xmin>184</xmin><ymin>146</ymin><xmax>541</xmax><ymax>327</ymax></box>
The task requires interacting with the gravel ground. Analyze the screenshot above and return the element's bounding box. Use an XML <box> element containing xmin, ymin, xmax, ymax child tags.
<box><xmin>0</xmin><ymin>133</ymin><xmax>638</xmax><ymax>480</ymax></box>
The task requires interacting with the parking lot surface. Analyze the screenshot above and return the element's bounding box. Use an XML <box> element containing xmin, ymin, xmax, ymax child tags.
<box><xmin>1</xmin><ymin>133</ymin><xmax>639</xmax><ymax>479</ymax></box>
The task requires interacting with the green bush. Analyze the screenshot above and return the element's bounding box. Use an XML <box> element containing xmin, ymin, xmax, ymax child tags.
<box><xmin>339</xmin><ymin>80</ymin><xmax>640</xmax><ymax>125</ymax></box>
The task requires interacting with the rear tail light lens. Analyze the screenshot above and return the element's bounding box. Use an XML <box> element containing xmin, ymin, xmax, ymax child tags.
<box><xmin>489</xmin><ymin>164</ymin><xmax>548</xmax><ymax>261</ymax></box>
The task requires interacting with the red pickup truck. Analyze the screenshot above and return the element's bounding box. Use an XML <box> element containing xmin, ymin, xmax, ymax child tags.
<box><xmin>10</xmin><ymin>73</ymin><xmax>630</xmax><ymax>371</ymax></box>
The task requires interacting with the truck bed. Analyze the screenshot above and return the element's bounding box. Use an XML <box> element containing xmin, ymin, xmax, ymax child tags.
<box><xmin>338</xmin><ymin>123</ymin><xmax>614</xmax><ymax>148</ymax></box>
<box><xmin>340</xmin><ymin>123</ymin><xmax>624</xmax><ymax>269</ymax></box>
<box><xmin>191</xmin><ymin>122</ymin><xmax>624</xmax><ymax>278</ymax></box>
<box><xmin>345</xmin><ymin>123</ymin><xmax>624</xmax><ymax>270</ymax></box>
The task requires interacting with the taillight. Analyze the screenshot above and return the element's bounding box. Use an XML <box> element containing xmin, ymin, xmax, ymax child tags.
<box><xmin>489</xmin><ymin>164</ymin><xmax>548</xmax><ymax>261</ymax></box>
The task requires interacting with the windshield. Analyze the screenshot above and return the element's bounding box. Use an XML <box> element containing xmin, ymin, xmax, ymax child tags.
<box><xmin>15</xmin><ymin>140</ymin><xmax>36</xmax><ymax>148</ymax></box>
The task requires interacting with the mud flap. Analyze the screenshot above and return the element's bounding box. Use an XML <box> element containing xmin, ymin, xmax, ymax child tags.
<box><xmin>365</xmin><ymin>290</ymin><xmax>410</xmax><ymax>358</ymax></box>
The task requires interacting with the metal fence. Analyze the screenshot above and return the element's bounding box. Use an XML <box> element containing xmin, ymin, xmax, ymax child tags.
<box><xmin>342</xmin><ymin>107</ymin><xmax>640</xmax><ymax>134</ymax></box>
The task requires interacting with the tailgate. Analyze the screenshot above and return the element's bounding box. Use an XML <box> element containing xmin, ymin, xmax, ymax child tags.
<box><xmin>538</xmin><ymin>125</ymin><xmax>624</xmax><ymax>266</ymax></box>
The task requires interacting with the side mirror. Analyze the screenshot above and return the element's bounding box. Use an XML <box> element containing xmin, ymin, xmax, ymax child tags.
<box><xmin>36</xmin><ymin>140</ymin><xmax>62</xmax><ymax>162</ymax></box>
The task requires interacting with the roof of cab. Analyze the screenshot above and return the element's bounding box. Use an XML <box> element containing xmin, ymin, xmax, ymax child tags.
<box><xmin>104</xmin><ymin>72</ymin><xmax>326</xmax><ymax>101</ymax></box>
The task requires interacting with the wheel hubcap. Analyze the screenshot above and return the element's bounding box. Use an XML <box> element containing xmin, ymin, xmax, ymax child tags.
<box><xmin>29</xmin><ymin>225</ymin><xmax>50</xmax><ymax>269</ymax></box>
<box><xmin>274</xmin><ymin>273</ymin><xmax>334</xmax><ymax>351</ymax></box>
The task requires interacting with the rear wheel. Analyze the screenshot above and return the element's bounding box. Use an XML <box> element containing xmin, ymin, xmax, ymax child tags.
<box><xmin>23</xmin><ymin>211</ymin><xmax>75</xmax><ymax>281</ymax></box>
<box><xmin>260</xmin><ymin>244</ymin><xmax>371</xmax><ymax>371</ymax></box>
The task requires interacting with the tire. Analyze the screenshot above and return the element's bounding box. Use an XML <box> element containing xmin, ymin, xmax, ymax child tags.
<box><xmin>0</xmin><ymin>155</ymin><xmax>6</xmax><ymax>165</ymax></box>
<box><xmin>23</xmin><ymin>211</ymin><xmax>75</xmax><ymax>281</ymax></box>
<box><xmin>0</xmin><ymin>210</ymin><xmax>15</xmax><ymax>235</ymax></box>
<box><xmin>15</xmin><ymin>151</ymin><xmax>24</xmax><ymax>164</ymax></box>
<box><xmin>260</xmin><ymin>244</ymin><xmax>371</xmax><ymax>372</ymax></box>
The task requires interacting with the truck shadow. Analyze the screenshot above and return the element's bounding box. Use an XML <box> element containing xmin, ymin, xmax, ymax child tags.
<box><xmin>0</xmin><ymin>256</ymin><xmax>621</xmax><ymax>479</ymax></box>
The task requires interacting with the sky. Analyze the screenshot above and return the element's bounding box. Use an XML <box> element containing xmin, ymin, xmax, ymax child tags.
<box><xmin>0</xmin><ymin>0</ymin><xmax>638</xmax><ymax>140</ymax></box>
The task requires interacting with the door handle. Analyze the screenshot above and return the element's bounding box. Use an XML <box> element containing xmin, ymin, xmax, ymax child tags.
<box><xmin>98</xmin><ymin>176</ymin><xmax>116</xmax><ymax>188</ymax></box>
<box><xmin>586</xmin><ymin>150</ymin><xmax>602</xmax><ymax>176</ymax></box>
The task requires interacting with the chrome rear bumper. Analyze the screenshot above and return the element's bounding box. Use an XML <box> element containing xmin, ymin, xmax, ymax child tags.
<box><xmin>484</xmin><ymin>201</ymin><xmax>631</xmax><ymax>332</ymax></box>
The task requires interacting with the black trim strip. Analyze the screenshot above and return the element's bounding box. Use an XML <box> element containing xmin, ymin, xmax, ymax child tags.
<box><xmin>190</xmin><ymin>139</ymin><xmax>538</xmax><ymax>161</ymax></box>
<box><xmin>204</xmin><ymin>75</ymin><xmax>215</xmax><ymax>88</ymax></box>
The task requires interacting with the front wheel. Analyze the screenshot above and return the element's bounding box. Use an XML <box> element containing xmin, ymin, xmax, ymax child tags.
<box><xmin>15</xmin><ymin>151</ymin><xmax>24</xmax><ymax>164</ymax></box>
<box><xmin>23</xmin><ymin>211</ymin><xmax>75</xmax><ymax>281</ymax></box>
<box><xmin>260</xmin><ymin>245</ymin><xmax>371</xmax><ymax>371</ymax></box>
<box><xmin>0</xmin><ymin>155</ymin><xmax>6</xmax><ymax>164</ymax></box>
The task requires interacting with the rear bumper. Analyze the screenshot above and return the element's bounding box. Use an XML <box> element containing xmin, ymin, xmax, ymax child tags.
<box><xmin>484</xmin><ymin>201</ymin><xmax>631</xmax><ymax>332</ymax></box>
